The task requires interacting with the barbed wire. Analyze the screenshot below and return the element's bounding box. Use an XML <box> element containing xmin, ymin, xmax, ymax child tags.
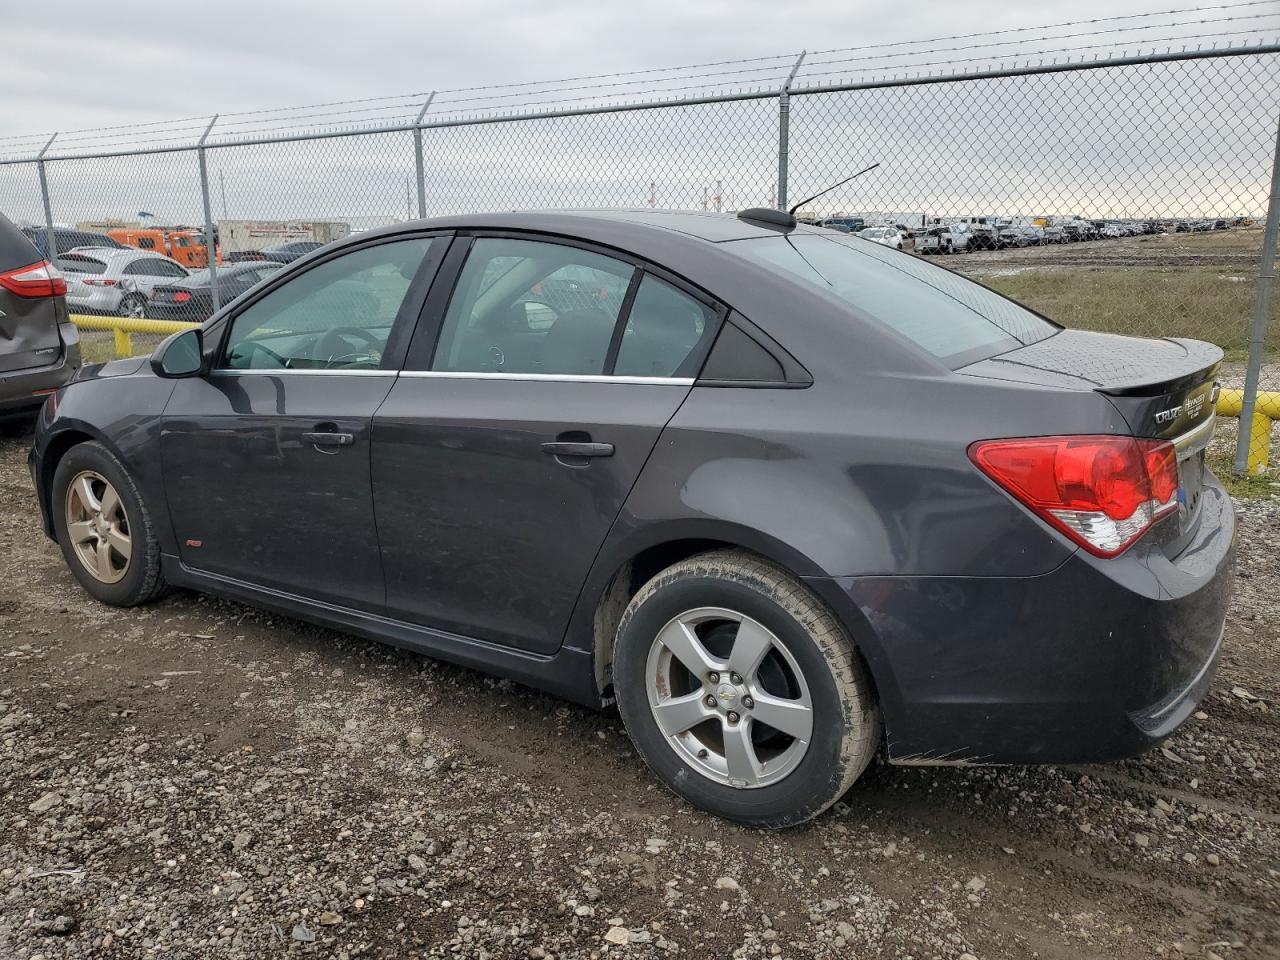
<box><xmin>3</xmin><ymin>4</ymin><xmax>1276</xmax><ymax>158</ymax></box>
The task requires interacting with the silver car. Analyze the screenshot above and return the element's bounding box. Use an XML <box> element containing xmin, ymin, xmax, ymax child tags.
<box><xmin>58</xmin><ymin>247</ymin><xmax>189</xmax><ymax>318</ymax></box>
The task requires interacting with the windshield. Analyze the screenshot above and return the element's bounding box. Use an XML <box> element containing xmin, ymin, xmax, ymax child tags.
<box><xmin>729</xmin><ymin>233</ymin><xmax>1058</xmax><ymax>366</ymax></box>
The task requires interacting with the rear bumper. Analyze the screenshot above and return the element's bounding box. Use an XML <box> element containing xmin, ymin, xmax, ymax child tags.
<box><xmin>810</xmin><ymin>481</ymin><xmax>1236</xmax><ymax>765</ymax></box>
<box><xmin>0</xmin><ymin>325</ymin><xmax>80</xmax><ymax>417</ymax></box>
<box><xmin>66</xmin><ymin>289</ymin><xmax>122</xmax><ymax>314</ymax></box>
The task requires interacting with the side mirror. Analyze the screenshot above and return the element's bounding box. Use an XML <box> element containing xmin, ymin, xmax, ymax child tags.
<box><xmin>151</xmin><ymin>328</ymin><xmax>205</xmax><ymax>378</ymax></box>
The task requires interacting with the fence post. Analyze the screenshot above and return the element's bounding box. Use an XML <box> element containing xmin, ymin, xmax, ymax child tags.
<box><xmin>413</xmin><ymin>92</ymin><xmax>436</xmax><ymax>220</ymax></box>
<box><xmin>197</xmin><ymin>115</ymin><xmax>220</xmax><ymax>312</ymax></box>
<box><xmin>1235</xmin><ymin>112</ymin><xmax>1280</xmax><ymax>475</ymax></box>
<box><xmin>776</xmin><ymin>52</ymin><xmax>807</xmax><ymax>212</ymax></box>
<box><xmin>35</xmin><ymin>133</ymin><xmax>59</xmax><ymax>263</ymax></box>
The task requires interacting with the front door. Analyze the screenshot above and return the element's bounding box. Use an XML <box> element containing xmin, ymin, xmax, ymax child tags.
<box><xmin>161</xmin><ymin>235</ymin><xmax>445</xmax><ymax>608</ymax></box>
<box><xmin>373</xmin><ymin>235</ymin><xmax>721</xmax><ymax>653</ymax></box>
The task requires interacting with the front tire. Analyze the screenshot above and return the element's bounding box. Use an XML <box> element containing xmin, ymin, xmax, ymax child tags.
<box><xmin>613</xmin><ymin>551</ymin><xmax>880</xmax><ymax>828</ymax></box>
<box><xmin>51</xmin><ymin>441</ymin><xmax>168</xmax><ymax>607</ymax></box>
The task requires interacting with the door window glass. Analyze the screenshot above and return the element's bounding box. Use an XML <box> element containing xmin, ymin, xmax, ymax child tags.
<box><xmin>432</xmin><ymin>238</ymin><xmax>634</xmax><ymax>376</ymax></box>
<box><xmin>613</xmin><ymin>275</ymin><xmax>717</xmax><ymax>378</ymax></box>
<box><xmin>222</xmin><ymin>238</ymin><xmax>432</xmax><ymax>371</ymax></box>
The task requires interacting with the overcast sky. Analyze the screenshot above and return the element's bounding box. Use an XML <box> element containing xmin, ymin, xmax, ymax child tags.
<box><xmin>2</xmin><ymin>1</ymin><xmax>1276</xmax><ymax>225</ymax></box>
<box><xmin>0</xmin><ymin>0</ymin><xmax>1227</xmax><ymax>136</ymax></box>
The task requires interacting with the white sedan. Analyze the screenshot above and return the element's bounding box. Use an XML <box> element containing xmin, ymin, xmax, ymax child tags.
<box><xmin>855</xmin><ymin>226</ymin><xmax>904</xmax><ymax>250</ymax></box>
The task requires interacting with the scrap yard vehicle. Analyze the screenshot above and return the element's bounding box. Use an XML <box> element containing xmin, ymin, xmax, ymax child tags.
<box><xmin>58</xmin><ymin>248</ymin><xmax>188</xmax><ymax>318</ymax></box>
<box><xmin>0</xmin><ymin>212</ymin><xmax>80</xmax><ymax>420</ymax></box>
<box><xmin>915</xmin><ymin>225</ymin><xmax>970</xmax><ymax>254</ymax></box>
<box><xmin>27</xmin><ymin>208</ymin><xmax>1235</xmax><ymax>827</ymax></box>
<box><xmin>23</xmin><ymin>226</ymin><xmax>125</xmax><ymax>260</ymax></box>
<box><xmin>107</xmin><ymin>227</ymin><xmax>212</xmax><ymax>269</ymax></box>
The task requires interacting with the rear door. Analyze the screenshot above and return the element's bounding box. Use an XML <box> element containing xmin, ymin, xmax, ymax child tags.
<box><xmin>0</xmin><ymin>213</ymin><xmax>63</xmax><ymax>375</ymax></box>
<box><xmin>372</xmin><ymin>234</ymin><xmax>722</xmax><ymax>653</ymax></box>
<box><xmin>123</xmin><ymin>257</ymin><xmax>188</xmax><ymax>298</ymax></box>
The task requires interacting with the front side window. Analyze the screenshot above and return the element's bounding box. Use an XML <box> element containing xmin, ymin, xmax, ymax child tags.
<box><xmin>222</xmin><ymin>238</ymin><xmax>432</xmax><ymax>371</ymax></box>
<box><xmin>432</xmin><ymin>238</ymin><xmax>634</xmax><ymax>376</ymax></box>
<box><xmin>728</xmin><ymin>233</ymin><xmax>1057</xmax><ymax>367</ymax></box>
<box><xmin>614</xmin><ymin>275</ymin><xmax>716</xmax><ymax>378</ymax></box>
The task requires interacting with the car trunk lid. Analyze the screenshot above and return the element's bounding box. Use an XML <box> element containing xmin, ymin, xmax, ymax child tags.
<box><xmin>958</xmin><ymin>328</ymin><xmax>1222</xmax><ymax>547</ymax></box>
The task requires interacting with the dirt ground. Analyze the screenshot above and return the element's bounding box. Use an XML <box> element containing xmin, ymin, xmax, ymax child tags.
<box><xmin>1</xmin><ymin>428</ymin><xmax>1278</xmax><ymax>960</ymax></box>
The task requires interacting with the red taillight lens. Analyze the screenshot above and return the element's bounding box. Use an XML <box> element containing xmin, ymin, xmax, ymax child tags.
<box><xmin>969</xmin><ymin>435</ymin><xmax>1180</xmax><ymax>557</ymax></box>
<box><xmin>0</xmin><ymin>260</ymin><xmax>66</xmax><ymax>298</ymax></box>
<box><xmin>83</xmin><ymin>278</ymin><xmax>117</xmax><ymax>287</ymax></box>
<box><xmin>174</xmin><ymin>291</ymin><xmax>191</xmax><ymax>303</ymax></box>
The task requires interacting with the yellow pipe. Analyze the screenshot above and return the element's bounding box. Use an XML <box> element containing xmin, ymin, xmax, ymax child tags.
<box><xmin>69</xmin><ymin>314</ymin><xmax>199</xmax><ymax>337</ymax></box>
<box><xmin>1216</xmin><ymin>388</ymin><xmax>1278</xmax><ymax>475</ymax></box>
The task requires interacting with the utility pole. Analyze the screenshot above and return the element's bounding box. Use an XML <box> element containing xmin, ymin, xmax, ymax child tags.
<box><xmin>219</xmin><ymin>170</ymin><xmax>228</xmax><ymax>219</ymax></box>
<box><xmin>648</xmin><ymin>181</ymin><xmax>655</xmax><ymax>208</ymax></box>
<box><xmin>702</xmin><ymin>186</ymin><xmax>708</xmax><ymax>211</ymax></box>
<box><xmin>715</xmin><ymin>180</ymin><xmax>722</xmax><ymax>213</ymax></box>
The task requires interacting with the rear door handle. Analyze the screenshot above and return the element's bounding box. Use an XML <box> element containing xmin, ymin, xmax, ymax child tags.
<box><xmin>540</xmin><ymin>441</ymin><xmax>614</xmax><ymax>458</ymax></box>
<box><xmin>302</xmin><ymin>431</ymin><xmax>355</xmax><ymax>447</ymax></box>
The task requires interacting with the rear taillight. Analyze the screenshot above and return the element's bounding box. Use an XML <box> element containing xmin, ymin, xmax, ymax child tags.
<box><xmin>174</xmin><ymin>291</ymin><xmax>191</xmax><ymax>303</ymax></box>
<box><xmin>969</xmin><ymin>435</ymin><xmax>1180</xmax><ymax>557</ymax></box>
<box><xmin>0</xmin><ymin>260</ymin><xmax>66</xmax><ymax>298</ymax></box>
<box><xmin>83</xmin><ymin>278</ymin><xmax>117</xmax><ymax>287</ymax></box>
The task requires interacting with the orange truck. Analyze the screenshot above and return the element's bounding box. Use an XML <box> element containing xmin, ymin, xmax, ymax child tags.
<box><xmin>107</xmin><ymin>228</ymin><xmax>217</xmax><ymax>268</ymax></box>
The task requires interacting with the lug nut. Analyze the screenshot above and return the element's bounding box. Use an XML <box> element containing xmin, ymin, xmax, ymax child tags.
<box><xmin>730</xmin><ymin>672</ymin><xmax>743</xmax><ymax>685</ymax></box>
<box><xmin>727</xmin><ymin>711</ymin><xmax>740</xmax><ymax>724</ymax></box>
<box><xmin>742</xmin><ymin>696</ymin><xmax>754</xmax><ymax>709</ymax></box>
<box><xmin>707</xmin><ymin>671</ymin><xmax>720</xmax><ymax>684</ymax></box>
<box><xmin>704</xmin><ymin>694</ymin><xmax>717</xmax><ymax>708</ymax></box>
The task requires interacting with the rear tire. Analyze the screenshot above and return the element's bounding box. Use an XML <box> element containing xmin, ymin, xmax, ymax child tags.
<box><xmin>51</xmin><ymin>441</ymin><xmax>168</xmax><ymax>607</ymax></box>
<box><xmin>613</xmin><ymin>551</ymin><xmax>880</xmax><ymax>828</ymax></box>
<box><xmin>117</xmin><ymin>294</ymin><xmax>147</xmax><ymax>319</ymax></box>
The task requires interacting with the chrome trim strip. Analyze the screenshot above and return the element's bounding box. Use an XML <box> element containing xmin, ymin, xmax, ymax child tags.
<box><xmin>209</xmin><ymin>368</ymin><xmax>397</xmax><ymax>377</ymax></box>
<box><xmin>1173</xmin><ymin>411</ymin><xmax>1216</xmax><ymax>459</ymax></box>
<box><xmin>397</xmin><ymin>371</ymin><xmax>693</xmax><ymax>385</ymax></box>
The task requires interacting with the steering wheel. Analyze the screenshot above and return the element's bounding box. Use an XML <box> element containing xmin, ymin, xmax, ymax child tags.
<box><xmin>311</xmin><ymin>326</ymin><xmax>382</xmax><ymax>367</ymax></box>
<box><xmin>236</xmin><ymin>339</ymin><xmax>290</xmax><ymax>368</ymax></box>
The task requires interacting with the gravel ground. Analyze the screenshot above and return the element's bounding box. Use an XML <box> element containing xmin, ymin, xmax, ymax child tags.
<box><xmin>1</xmin><ymin>430</ymin><xmax>1277</xmax><ymax>960</ymax></box>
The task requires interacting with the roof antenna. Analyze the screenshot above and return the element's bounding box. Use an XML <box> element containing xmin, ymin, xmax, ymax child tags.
<box><xmin>787</xmin><ymin>163</ymin><xmax>880</xmax><ymax>216</ymax></box>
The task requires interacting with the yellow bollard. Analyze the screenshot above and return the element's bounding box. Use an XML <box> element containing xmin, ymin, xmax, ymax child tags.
<box><xmin>1215</xmin><ymin>388</ymin><xmax>1279</xmax><ymax>475</ymax></box>
<box><xmin>113</xmin><ymin>327</ymin><xmax>132</xmax><ymax>358</ymax></box>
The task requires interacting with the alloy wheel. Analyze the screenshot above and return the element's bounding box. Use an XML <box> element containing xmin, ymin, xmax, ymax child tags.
<box><xmin>645</xmin><ymin>607</ymin><xmax>814</xmax><ymax>789</ymax></box>
<box><xmin>64</xmin><ymin>470</ymin><xmax>132</xmax><ymax>584</ymax></box>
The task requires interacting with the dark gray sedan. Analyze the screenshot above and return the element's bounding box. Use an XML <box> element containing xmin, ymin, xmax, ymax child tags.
<box><xmin>28</xmin><ymin>210</ymin><xmax>1234</xmax><ymax>827</ymax></box>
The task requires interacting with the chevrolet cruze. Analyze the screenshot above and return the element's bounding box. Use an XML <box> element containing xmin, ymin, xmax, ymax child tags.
<box><xmin>28</xmin><ymin>209</ymin><xmax>1234</xmax><ymax>826</ymax></box>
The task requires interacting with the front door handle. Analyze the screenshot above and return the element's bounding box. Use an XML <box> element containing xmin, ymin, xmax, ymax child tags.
<box><xmin>302</xmin><ymin>431</ymin><xmax>355</xmax><ymax>447</ymax></box>
<box><xmin>540</xmin><ymin>441</ymin><xmax>614</xmax><ymax>458</ymax></box>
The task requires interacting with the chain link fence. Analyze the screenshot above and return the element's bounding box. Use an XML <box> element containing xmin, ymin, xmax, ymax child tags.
<box><xmin>1</xmin><ymin>44</ymin><xmax>1277</xmax><ymax>472</ymax></box>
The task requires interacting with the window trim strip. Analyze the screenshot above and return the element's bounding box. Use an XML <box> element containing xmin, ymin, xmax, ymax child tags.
<box><xmin>399</xmin><ymin>370</ymin><xmax>693</xmax><ymax>385</ymax></box>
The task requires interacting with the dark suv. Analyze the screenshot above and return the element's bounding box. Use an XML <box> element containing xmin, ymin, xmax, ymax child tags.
<box><xmin>1</xmin><ymin>213</ymin><xmax>81</xmax><ymax>421</ymax></box>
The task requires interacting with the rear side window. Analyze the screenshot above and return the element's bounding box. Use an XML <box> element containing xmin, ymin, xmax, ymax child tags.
<box><xmin>432</xmin><ymin>238</ymin><xmax>635</xmax><ymax>376</ymax></box>
<box><xmin>729</xmin><ymin>234</ymin><xmax>1056</xmax><ymax>367</ymax></box>
<box><xmin>57</xmin><ymin>255</ymin><xmax>107</xmax><ymax>275</ymax></box>
<box><xmin>614</xmin><ymin>275</ymin><xmax>716</xmax><ymax>378</ymax></box>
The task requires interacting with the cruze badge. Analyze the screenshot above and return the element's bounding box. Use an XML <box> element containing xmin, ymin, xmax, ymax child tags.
<box><xmin>1155</xmin><ymin>392</ymin><xmax>1205</xmax><ymax>426</ymax></box>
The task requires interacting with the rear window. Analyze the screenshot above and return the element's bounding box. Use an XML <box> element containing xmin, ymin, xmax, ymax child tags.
<box><xmin>729</xmin><ymin>233</ymin><xmax>1057</xmax><ymax>367</ymax></box>
<box><xmin>0</xmin><ymin>212</ymin><xmax>41</xmax><ymax>270</ymax></box>
<box><xmin>57</xmin><ymin>254</ymin><xmax>107</xmax><ymax>275</ymax></box>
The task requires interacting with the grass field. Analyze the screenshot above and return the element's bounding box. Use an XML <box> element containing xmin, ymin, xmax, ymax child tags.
<box><xmin>973</xmin><ymin>265</ymin><xmax>1276</xmax><ymax>359</ymax></box>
